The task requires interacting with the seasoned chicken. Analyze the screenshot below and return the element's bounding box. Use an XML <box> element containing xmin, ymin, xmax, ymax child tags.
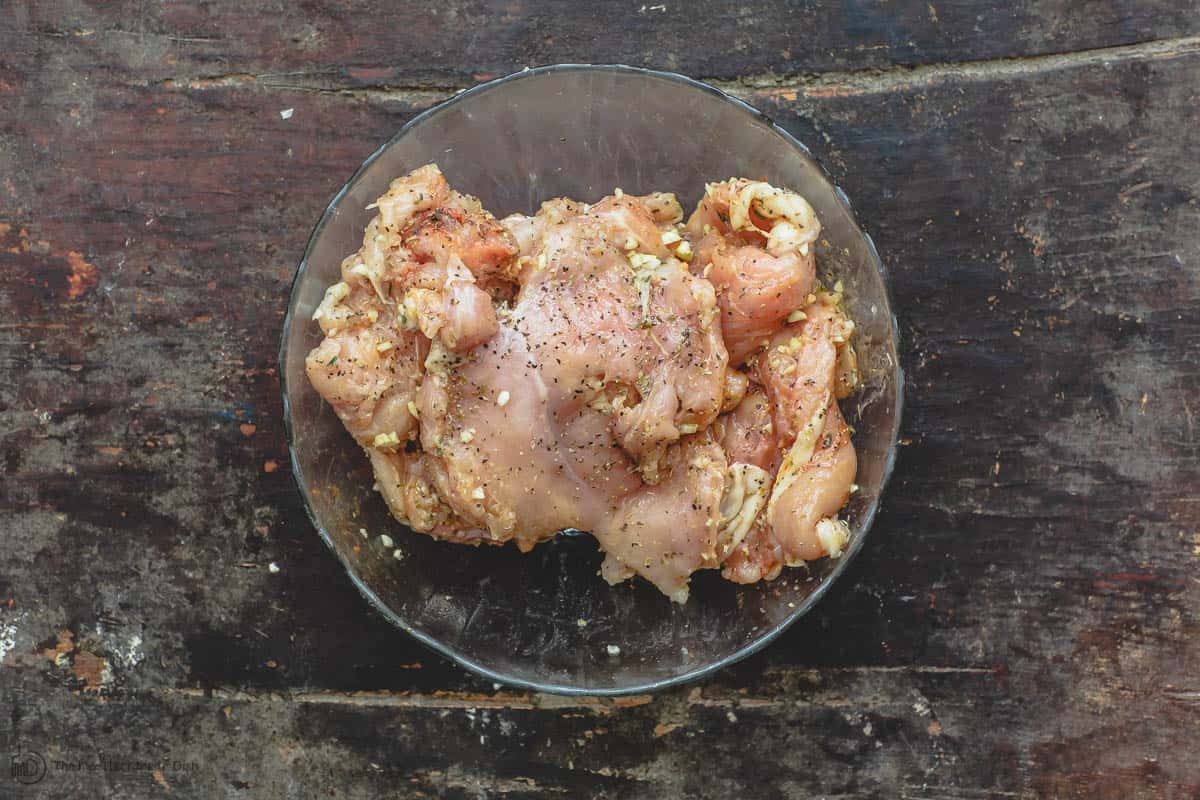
<box><xmin>714</xmin><ymin>384</ymin><xmax>778</xmax><ymax>471</ymax></box>
<box><xmin>685</xmin><ymin>178</ymin><xmax>820</xmax><ymax>364</ymax></box>
<box><xmin>411</xmin><ymin>192</ymin><xmax>730</xmax><ymax>598</ymax></box>
<box><xmin>304</xmin><ymin>251</ymin><xmax>427</xmax><ymax>448</ymax></box>
<box><xmin>304</xmin><ymin>165</ymin><xmax>514</xmax><ymax>448</ymax></box>
<box><xmin>720</xmin><ymin>293</ymin><xmax>858</xmax><ymax>582</ymax></box>
<box><xmin>306</xmin><ymin>165</ymin><xmax>860</xmax><ymax>602</ymax></box>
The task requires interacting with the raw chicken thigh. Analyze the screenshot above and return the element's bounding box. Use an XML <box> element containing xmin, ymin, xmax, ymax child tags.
<box><xmin>307</xmin><ymin>166</ymin><xmax>859</xmax><ymax>602</ymax></box>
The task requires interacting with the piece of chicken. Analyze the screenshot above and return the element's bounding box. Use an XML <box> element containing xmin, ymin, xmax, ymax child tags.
<box><xmin>306</xmin><ymin>164</ymin><xmax>516</xmax><ymax>535</ymax></box>
<box><xmin>363</xmin><ymin>164</ymin><xmax>517</xmax><ymax>351</ymax></box>
<box><xmin>713</xmin><ymin>383</ymin><xmax>778</xmax><ymax>471</ymax></box>
<box><xmin>304</xmin><ymin>250</ymin><xmax>428</xmax><ymax>447</ymax></box>
<box><xmin>596</xmin><ymin>434</ymin><xmax>728</xmax><ymax>602</ymax></box>
<box><xmin>411</xmin><ymin>192</ymin><xmax>730</xmax><ymax>598</ymax></box>
<box><xmin>368</xmin><ymin>447</ymin><xmax>489</xmax><ymax>544</ymax></box>
<box><xmin>720</xmin><ymin>292</ymin><xmax>858</xmax><ymax>583</ymax></box>
<box><xmin>685</xmin><ymin>178</ymin><xmax>821</xmax><ymax>364</ymax></box>
<box><xmin>502</xmin><ymin>192</ymin><xmax>727</xmax><ymax>483</ymax></box>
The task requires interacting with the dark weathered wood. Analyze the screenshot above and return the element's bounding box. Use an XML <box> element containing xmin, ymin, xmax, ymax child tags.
<box><xmin>1</xmin><ymin>0</ymin><xmax>1199</xmax><ymax>88</ymax></box>
<box><xmin>1</xmin><ymin>1</ymin><xmax>1199</xmax><ymax>797</ymax></box>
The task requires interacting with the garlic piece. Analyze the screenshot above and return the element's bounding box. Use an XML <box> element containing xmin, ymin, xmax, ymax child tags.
<box><xmin>728</xmin><ymin>181</ymin><xmax>821</xmax><ymax>256</ymax></box>
<box><xmin>815</xmin><ymin>517</ymin><xmax>851</xmax><ymax>559</ymax></box>
<box><xmin>312</xmin><ymin>281</ymin><xmax>350</xmax><ymax>321</ymax></box>
<box><xmin>717</xmin><ymin>463</ymin><xmax>771</xmax><ymax>555</ymax></box>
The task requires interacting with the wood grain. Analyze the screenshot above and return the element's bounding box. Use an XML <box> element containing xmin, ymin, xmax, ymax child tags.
<box><xmin>1</xmin><ymin>2</ymin><xmax>1199</xmax><ymax>798</ymax></box>
<box><xmin>2</xmin><ymin>0</ymin><xmax>1200</xmax><ymax>87</ymax></box>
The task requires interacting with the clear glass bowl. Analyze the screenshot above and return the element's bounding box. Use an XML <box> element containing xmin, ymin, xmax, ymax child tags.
<box><xmin>279</xmin><ymin>64</ymin><xmax>902</xmax><ymax>695</ymax></box>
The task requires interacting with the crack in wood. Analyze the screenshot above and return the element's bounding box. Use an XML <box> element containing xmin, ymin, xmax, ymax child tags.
<box><xmin>147</xmin><ymin>664</ymin><xmax>1001</xmax><ymax>710</ymax></box>
<box><xmin>765</xmin><ymin>664</ymin><xmax>998</xmax><ymax>675</ymax></box>
<box><xmin>28</xmin><ymin>25</ymin><xmax>223</xmax><ymax>43</ymax></box>
<box><xmin>149</xmin><ymin>34</ymin><xmax>1200</xmax><ymax>105</ymax></box>
<box><xmin>152</xmin><ymin>686</ymin><xmax>640</xmax><ymax>712</ymax></box>
<box><xmin>710</xmin><ymin>34</ymin><xmax>1200</xmax><ymax>99</ymax></box>
<box><xmin>1164</xmin><ymin>689</ymin><xmax>1200</xmax><ymax>705</ymax></box>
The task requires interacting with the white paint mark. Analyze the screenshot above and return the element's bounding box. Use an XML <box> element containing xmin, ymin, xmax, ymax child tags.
<box><xmin>280</xmin><ymin>108</ymin><xmax>294</xmax><ymax>120</ymax></box>
<box><xmin>111</xmin><ymin>632</ymin><xmax>144</xmax><ymax>669</ymax></box>
<box><xmin>0</xmin><ymin>613</ymin><xmax>26</xmax><ymax>663</ymax></box>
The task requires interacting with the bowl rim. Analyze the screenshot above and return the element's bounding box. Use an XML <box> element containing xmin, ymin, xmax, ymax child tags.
<box><xmin>279</xmin><ymin>62</ymin><xmax>904</xmax><ymax>696</ymax></box>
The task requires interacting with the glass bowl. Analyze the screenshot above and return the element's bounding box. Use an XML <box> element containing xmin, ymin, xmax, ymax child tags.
<box><xmin>279</xmin><ymin>64</ymin><xmax>902</xmax><ymax>695</ymax></box>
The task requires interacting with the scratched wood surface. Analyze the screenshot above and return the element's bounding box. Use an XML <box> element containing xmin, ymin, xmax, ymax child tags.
<box><xmin>2</xmin><ymin>1</ymin><xmax>1199</xmax><ymax>798</ymax></box>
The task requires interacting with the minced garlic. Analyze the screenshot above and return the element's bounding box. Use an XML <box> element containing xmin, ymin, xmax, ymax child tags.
<box><xmin>628</xmin><ymin>252</ymin><xmax>661</xmax><ymax>270</ymax></box>
<box><xmin>373</xmin><ymin>432</ymin><xmax>401</xmax><ymax>448</ymax></box>
<box><xmin>311</xmin><ymin>281</ymin><xmax>350</xmax><ymax>321</ymax></box>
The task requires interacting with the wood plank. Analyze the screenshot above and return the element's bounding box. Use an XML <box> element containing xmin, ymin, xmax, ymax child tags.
<box><xmin>1</xmin><ymin>665</ymin><xmax>1027</xmax><ymax>798</ymax></box>
<box><xmin>2</xmin><ymin>0</ymin><xmax>1199</xmax><ymax>87</ymax></box>
<box><xmin>1</xmin><ymin>22</ymin><xmax>1198</xmax><ymax>800</ymax></box>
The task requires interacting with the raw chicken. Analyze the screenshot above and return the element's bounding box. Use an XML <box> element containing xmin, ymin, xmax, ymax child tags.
<box><xmin>306</xmin><ymin>165</ymin><xmax>860</xmax><ymax>602</ymax></box>
<box><xmin>411</xmin><ymin>192</ymin><xmax>730</xmax><ymax>598</ymax></box>
<box><xmin>685</xmin><ymin>178</ymin><xmax>821</xmax><ymax>364</ymax></box>
<box><xmin>720</xmin><ymin>292</ymin><xmax>858</xmax><ymax>583</ymax></box>
<box><xmin>304</xmin><ymin>165</ymin><xmax>513</xmax><ymax>447</ymax></box>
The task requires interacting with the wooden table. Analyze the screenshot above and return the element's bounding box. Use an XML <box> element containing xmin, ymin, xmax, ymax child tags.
<box><xmin>2</xmin><ymin>2</ymin><xmax>1198</xmax><ymax>797</ymax></box>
